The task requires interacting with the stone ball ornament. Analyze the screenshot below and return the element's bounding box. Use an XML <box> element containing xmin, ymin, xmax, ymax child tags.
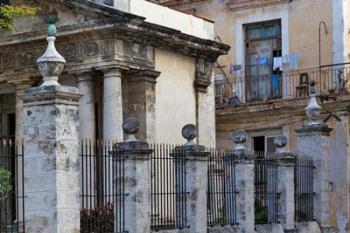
<box><xmin>123</xmin><ymin>118</ymin><xmax>140</xmax><ymax>142</ymax></box>
<box><xmin>182</xmin><ymin>124</ymin><xmax>198</xmax><ymax>145</ymax></box>
<box><xmin>274</xmin><ymin>135</ymin><xmax>287</xmax><ymax>148</ymax></box>
<box><xmin>232</xmin><ymin>129</ymin><xmax>247</xmax><ymax>144</ymax></box>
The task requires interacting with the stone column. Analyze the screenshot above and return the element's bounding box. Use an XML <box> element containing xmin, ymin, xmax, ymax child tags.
<box><xmin>232</xmin><ymin>129</ymin><xmax>255</xmax><ymax>233</ymax></box>
<box><xmin>127</xmin><ymin>70</ymin><xmax>160</xmax><ymax>142</ymax></box>
<box><xmin>112</xmin><ymin>118</ymin><xmax>152</xmax><ymax>233</ymax></box>
<box><xmin>77</xmin><ymin>72</ymin><xmax>95</xmax><ymax>140</ymax></box>
<box><xmin>195</xmin><ymin>59</ymin><xmax>216</xmax><ymax>147</ymax></box>
<box><xmin>103</xmin><ymin>68</ymin><xmax>123</xmax><ymax>141</ymax></box>
<box><xmin>295</xmin><ymin>83</ymin><xmax>333</xmax><ymax>231</ymax></box>
<box><xmin>174</xmin><ymin>124</ymin><xmax>208</xmax><ymax>233</ymax></box>
<box><xmin>274</xmin><ymin>135</ymin><xmax>296</xmax><ymax>230</ymax></box>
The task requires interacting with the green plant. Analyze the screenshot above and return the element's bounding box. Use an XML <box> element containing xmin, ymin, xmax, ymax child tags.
<box><xmin>0</xmin><ymin>3</ymin><xmax>38</xmax><ymax>31</ymax></box>
<box><xmin>0</xmin><ymin>168</ymin><xmax>12</xmax><ymax>199</ymax></box>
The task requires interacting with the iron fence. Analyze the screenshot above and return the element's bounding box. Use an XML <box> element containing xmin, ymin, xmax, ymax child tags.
<box><xmin>254</xmin><ymin>158</ymin><xmax>279</xmax><ymax>224</ymax></box>
<box><xmin>0</xmin><ymin>138</ymin><xmax>24</xmax><ymax>233</ymax></box>
<box><xmin>207</xmin><ymin>149</ymin><xmax>237</xmax><ymax>227</ymax></box>
<box><xmin>216</xmin><ymin>63</ymin><xmax>350</xmax><ymax>104</ymax></box>
<box><xmin>150</xmin><ymin>144</ymin><xmax>187</xmax><ymax>231</ymax></box>
<box><xmin>80</xmin><ymin>140</ymin><xmax>125</xmax><ymax>233</ymax></box>
<box><xmin>294</xmin><ymin>157</ymin><xmax>314</xmax><ymax>222</ymax></box>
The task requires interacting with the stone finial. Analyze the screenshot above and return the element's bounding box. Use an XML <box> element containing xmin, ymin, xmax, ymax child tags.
<box><xmin>182</xmin><ymin>124</ymin><xmax>198</xmax><ymax>145</ymax></box>
<box><xmin>274</xmin><ymin>135</ymin><xmax>287</xmax><ymax>153</ymax></box>
<box><xmin>123</xmin><ymin>118</ymin><xmax>140</xmax><ymax>142</ymax></box>
<box><xmin>305</xmin><ymin>81</ymin><xmax>322</xmax><ymax>125</ymax></box>
<box><xmin>232</xmin><ymin>129</ymin><xmax>247</xmax><ymax>150</ymax></box>
<box><xmin>37</xmin><ymin>16</ymin><xmax>66</xmax><ymax>87</ymax></box>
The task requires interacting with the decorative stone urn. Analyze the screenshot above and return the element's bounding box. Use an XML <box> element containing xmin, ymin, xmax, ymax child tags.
<box><xmin>37</xmin><ymin>19</ymin><xmax>66</xmax><ymax>86</ymax></box>
<box><xmin>305</xmin><ymin>81</ymin><xmax>322</xmax><ymax>125</ymax></box>
<box><xmin>274</xmin><ymin>135</ymin><xmax>287</xmax><ymax>153</ymax></box>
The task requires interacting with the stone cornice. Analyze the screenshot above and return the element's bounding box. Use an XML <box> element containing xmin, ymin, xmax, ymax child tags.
<box><xmin>0</xmin><ymin>1</ymin><xmax>229</xmax><ymax>62</ymax></box>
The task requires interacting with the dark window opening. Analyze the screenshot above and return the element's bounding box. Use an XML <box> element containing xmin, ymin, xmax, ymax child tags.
<box><xmin>253</xmin><ymin>136</ymin><xmax>265</xmax><ymax>157</ymax></box>
<box><xmin>7</xmin><ymin>113</ymin><xmax>15</xmax><ymax>138</ymax></box>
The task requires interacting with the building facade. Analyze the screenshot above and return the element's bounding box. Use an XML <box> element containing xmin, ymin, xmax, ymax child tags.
<box><xmin>153</xmin><ymin>0</ymin><xmax>350</xmax><ymax>232</ymax></box>
<box><xmin>0</xmin><ymin>0</ymin><xmax>229</xmax><ymax>147</ymax></box>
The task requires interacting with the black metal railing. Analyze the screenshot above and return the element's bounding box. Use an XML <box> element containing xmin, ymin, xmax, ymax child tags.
<box><xmin>254</xmin><ymin>158</ymin><xmax>279</xmax><ymax>224</ymax></box>
<box><xmin>80</xmin><ymin>140</ymin><xmax>125</xmax><ymax>233</ymax></box>
<box><xmin>216</xmin><ymin>63</ymin><xmax>350</xmax><ymax>104</ymax></box>
<box><xmin>150</xmin><ymin>144</ymin><xmax>187</xmax><ymax>231</ymax></box>
<box><xmin>294</xmin><ymin>157</ymin><xmax>314</xmax><ymax>222</ymax></box>
<box><xmin>207</xmin><ymin>149</ymin><xmax>237</xmax><ymax>227</ymax></box>
<box><xmin>0</xmin><ymin>138</ymin><xmax>25</xmax><ymax>233</ymax></box>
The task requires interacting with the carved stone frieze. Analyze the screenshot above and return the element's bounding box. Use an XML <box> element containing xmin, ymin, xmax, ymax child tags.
<box><xmin>0</xmin><ymin>34</ymin><xmax>155</xmax><ymax>78</ymax></box>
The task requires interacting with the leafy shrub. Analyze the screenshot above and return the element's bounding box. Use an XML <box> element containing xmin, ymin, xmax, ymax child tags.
<box><xmin>0</xmin><ymin>168</ymin><xmax>12</xmax><ymax>199</ymax></box>
<box><xmin>80</xmin><ymin>203</ymin><xmax>114</xmax><ymax>233</ymax></box>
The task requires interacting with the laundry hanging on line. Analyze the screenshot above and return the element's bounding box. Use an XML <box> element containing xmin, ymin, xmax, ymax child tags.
<box><xmin>273</xmin><ymin>57</ymin><xmax>283</xmax><ymax>71</ymax></box>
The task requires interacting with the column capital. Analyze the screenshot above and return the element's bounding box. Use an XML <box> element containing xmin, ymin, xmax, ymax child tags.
<box><xmin>128</xmin><ymin>69</ymin><xmax>161</xmax><ymax>83</ymax></box>
<box><xmin>75</xmin><ymin>71</ymin><xmax>94</xmax><ymax>82</ymax></box>
<box><xmin>101</xmin><ymin>67</ymin><xmax>124</xmax><ymax>78</ymax></box>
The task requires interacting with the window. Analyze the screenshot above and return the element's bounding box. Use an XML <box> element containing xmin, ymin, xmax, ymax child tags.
<box><xmin>252</xmin><ymin>135</ymin><xmax>278</xmax><ymax>157</ymax></box>
<box><xmin>244</xmin><ymin>20</ymin><xmax>282</xmax><ymax>102</ymax></box>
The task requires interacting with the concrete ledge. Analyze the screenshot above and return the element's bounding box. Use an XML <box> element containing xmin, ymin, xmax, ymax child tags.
<box><xmin>296</xmin><ymin>222</ymin><xmax>321</xmax><ymax>233</ymax></box>
<box><xmin>255</xmin><ymin>224</ymin><xmax>284</xmax><ymax>233</ymax></box>
<box><xmin>208</xmin><ymin>225</ymin><xmax>242</xmax><ymax>233</ymax></box>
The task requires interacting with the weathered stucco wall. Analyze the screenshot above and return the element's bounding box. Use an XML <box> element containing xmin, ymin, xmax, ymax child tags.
<box><xmin>130</xmin><ymin>0</ymin><xmax>214</xmax><ymax>40</ymax></box>
<box><xmin>154</xmin><ymin>48</ymin><xmax>197</xmax><ymax>144</ymax></box>
<box><xmin>171</xmin><ymin>0</ymin><xmax>335</xmax><ymax>79</ymax></box>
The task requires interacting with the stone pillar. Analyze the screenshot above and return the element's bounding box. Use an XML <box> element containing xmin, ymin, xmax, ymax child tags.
<box><xmin>295</xmin><ymin>83</ymin><xmax>333</xmax><ymax>230</ymax></box>
<box><xmin>15</xmin><ymin>82</ymin><xmax>32</xmax><ymax>142</ymax></box>
<box><xmin>22</xmin><ymin>86</ymin><xmax>81</xmax><ymax>233</ymax></box>
<box><xmin>103</xmin><ymin>68</ymin><xmax>123</xmax><ymax>141</ymax></box>
<box><xmin>77</xmin><ymin>72</ymin><xmax>95</xmax><ymax>140</ymax></box>
<box><xmin>127</xmin><ymin>70</ymin><xmax>160</xmax><ymax>142</ymax></box>
<box><xmin>112</xmin><ymin>118</ymin><xmax>152</xmax><ymax>233</ymax></box>
<box><xmin>274</xmin><ymin>135</ymin><xmax>296</xmax><ymax>230</ymax></box>
<box><xmin>174</xmin><ymin>124</ymin><xmax>208</xmax><ymax>233</ymax></box>
<box><xmin>22</xmin><ymin>23</ymin><xmax>81</xmax><ymax>233</ymax></box>
<box><xmin>232</xmin><ymin>129</ymin><xmax>255</xmax><ymax>233</ymax></box>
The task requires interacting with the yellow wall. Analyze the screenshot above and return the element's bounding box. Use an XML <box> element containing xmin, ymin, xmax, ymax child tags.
<box><xmin>173</xmin><ymin>0</ymin><xmax>335</xmax><ymax>78</ymax></box>
<box><xmin>154</xmin><ymin>49</ymin><xmax>197</xmax><ymax>144</ymax></box>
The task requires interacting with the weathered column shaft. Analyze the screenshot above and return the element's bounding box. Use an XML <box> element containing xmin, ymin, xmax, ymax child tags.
<box><xmin>22</xmin><ymin>86</ymin><xmax>81</xmax><ymax>233</ymax></box>
<box><xmin>103</xmin><ymin>68</ymin><xmax>123</xmax><ymax>141</ymax></box>
<box><xmin>296</xmin><ymin>125</ymin><xmax>332</xmax><ymax>227</ymax></box>
<box><xmin>77</xmin><ymin>72</ymin><xmax>95</xmax><ymax>140</ymax></box>
<box><xmin>114</xmin><ymin>140</ymin><xmax>152</xmax><ymax>233</ymax></box>
<box><xmin>127</xmin><ymin>71</ymin><xmax>159</xmax><ymax>142</ymax></box>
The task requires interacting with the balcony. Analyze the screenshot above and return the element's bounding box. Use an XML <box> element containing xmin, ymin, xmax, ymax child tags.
<box><xmin>215</xmin><ymin>63</ymin><xmax>350</xmax><ymax>106</ymax></box>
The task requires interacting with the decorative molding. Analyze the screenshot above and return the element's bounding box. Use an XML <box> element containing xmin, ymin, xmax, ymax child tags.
<box><xmin>195</xmin><ymin>58</ymin><xmax>214</xmax><ymax>92</ymax></box>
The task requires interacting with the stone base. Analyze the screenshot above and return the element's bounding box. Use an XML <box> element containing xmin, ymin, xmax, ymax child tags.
<box><xmin>255</xmin><ymin>224</ymin><xmax>284</xmax><ymax>233</ymax></box>
<box><xmin>296</xmin><ymin>222</ymin><xmax>322</xmax><ymax>233</ymax></box>
<box><xmin>208</xmin><ymin>225</ymin><xmax>242</xmax><ymax>233</ymax></box>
